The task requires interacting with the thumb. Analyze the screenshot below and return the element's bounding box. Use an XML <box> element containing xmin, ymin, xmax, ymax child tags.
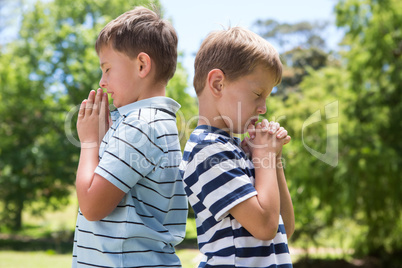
<box><xmin>248</xmin><ymin>123</ymin><xmax>256</xmax><ymax>140</ymax></box>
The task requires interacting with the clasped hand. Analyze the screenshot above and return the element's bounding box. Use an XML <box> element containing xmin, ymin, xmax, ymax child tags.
<box><xmin>241</xmin><ymin>119</ymin><xmax>291</xmax><ymax>159</ymax></box>
<box><xmin>77</xmin><ymin>89</ymin><xmax>111</xmax><ymax>149</ymax></box>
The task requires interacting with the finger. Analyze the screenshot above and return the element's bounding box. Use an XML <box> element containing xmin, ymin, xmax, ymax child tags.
<box><xmin>276</xmin><ymin>127</ymin><xmax>284</xmax><ymax>137</ymax></box>
<box><xmin>104</xmin><ymin>93</ymin><xmax>111</xmax><ymax>126</ymax></box>
<box><xmin>248</xmin><ymin>122</ymin><xmax>256</xmax><ymax>139</ymax></box>
<box><xmin>93</xmin><ymin>88</ymin><xmax>102</xmax><ymax>114</ymax></box>
<box><xmin>254</xmin><ymin>122</ymin><xmax>263</xmax><ymax>136</ymax></box>
<box><xmin>85</xmin><ymin>90</ymin><xmax>95</xmax><ymax>116</ymax></box>
<box><xmin>101</xmin><ymin>92</ymin><xmax>111</xmax><ymax>128</ymax></box>
<box><xmin>78</xmin><ymin>100</ymin><xmax>87</xmax><ymax>117</ymax></box>
<box><xmin>276</xmin><ymin>128</ymin><xmax>288</xmax><ymax>139</ymax></box>
<box><xmin>268</xmin><ymin>121</ymin><xmax>275</xmax><ymax>134</ymax></box>
<box><xmin>101</xmin><ymin>92</ymin><xmax>112</xmax><ymax>127</ymax></box>
<box><xmin>255</xmin><ymin>122</ymin><xmax>263</xmax><ymax>130</ymax></box>
<box><xmin>261</xmin><ymin>119</ymin><xmax>269</xmax><ymax>132</ymax></box>
<box><xmin>283</xmin><ymin>135</ymin><xmax>291</xmax><ymax>145</ymax></box>
<box><xmin>275</xmin><ymin>122</ymin><xmax>280</xmax><ymax>132</ymax></box>
<box><xmin>269</xmin><ymin>121</ymin><xmax>280</xmax><ymax>134</ymax></box>
<box><xmin>103</xmin><ymin>92</ymin><xmax>110</xmax><ymax>113</ymax></box>
<box><xmin>99</xmin><ymin>91</ymin><xmax>106</xmax><ymax>117</ymax></box>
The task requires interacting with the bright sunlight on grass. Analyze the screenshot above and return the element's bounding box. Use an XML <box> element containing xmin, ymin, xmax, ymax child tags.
<box><xmin>0</xmin><ymin>249</ymin><xmax>200</xmax><ymax>268</ymax></box>
<box><xmin>0</xmin><ymin>251</ymin><xmax>72</xmax><ymax>268</ymax></box>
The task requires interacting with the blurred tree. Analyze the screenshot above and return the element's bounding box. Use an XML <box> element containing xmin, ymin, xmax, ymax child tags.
<box><xmin>255</xmin><ymin>19</ymin><xmax>338</xmax><ymax>97</ymax></box>
<box><xmin>335</xmin><ymin>0</ymin><xmax>402</xmax><ymax>258</ymax></box>
<box><xmin>255</xmin><ymin>18</ymin><xmax>346</xmax><ymax>251</ymax></box>
<box><xmin>0</xmin><ymin>0</ymin><xmax>195</xmax><ymax>230</ymax></box>
<box><xmin>258</xmin><ymin>0</ymin><xmax>402</xmax><ymax>262</ymax></box>
<box><xmin>0</xmin><ymin>44</ymin><xmax>76</xmax><ymax>230</ymax></box>
<box><xmin>166</xmin><ymin>59</ymin><xmax>198</xmax><ymax>149</ymax></box>
<box><xmin>265</xmin><ymin>66</ymin><xmax>349</xmax><ymax>251</ymax></box>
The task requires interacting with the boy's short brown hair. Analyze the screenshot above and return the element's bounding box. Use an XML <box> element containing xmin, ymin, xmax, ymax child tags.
<box><xmin>95</xmin><ymin>6</ymin><xmax>178</xmax><ymax>83</ymax></box>
<box><xmin>193</xmin><ymin>27</ymin><xmax>282</xmax><ymax>95</ymax></box>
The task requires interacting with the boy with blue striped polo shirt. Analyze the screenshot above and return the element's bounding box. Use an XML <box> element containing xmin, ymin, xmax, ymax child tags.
<box><xmin>180</xmin><ymin>27</ymin><xmax>295</xmax><ymax>267</ymax></box>
<box><xmin>73</xmin><ymin>7</ymin><xmax>187</xmax><ymax>268</ymax></box>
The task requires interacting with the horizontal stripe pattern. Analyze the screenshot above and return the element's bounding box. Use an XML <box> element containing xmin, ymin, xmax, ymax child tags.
<box><xmin>73</xmin><ymin>97</ymin><xmax>188</xmax><ymax>268</ymax></box>
<box><xmin>180</xmin><ymin>125</ymin><xmax>292</xmax><ymax>268</ymax></box>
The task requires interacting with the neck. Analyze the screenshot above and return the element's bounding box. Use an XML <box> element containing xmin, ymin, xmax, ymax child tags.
<box><xmin>197</xmin><ymin>94</ymin><xmax>231</xmax><ymax>135</ymax></box>
<box><xmin>137</xmin><ymin>81</ymin><xmax>166</xmax><ymax>101</ymax></box>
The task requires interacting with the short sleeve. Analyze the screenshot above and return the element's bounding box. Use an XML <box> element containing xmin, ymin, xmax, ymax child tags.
<box><xmin>95</xmin><ymin>118</ymin><xmax>163</xmax><ymax>193</ymax></box>
<box><xmin>185</xmin><ymin>142</ymin><xmax>257</xmax><ymax>221</ymax></box>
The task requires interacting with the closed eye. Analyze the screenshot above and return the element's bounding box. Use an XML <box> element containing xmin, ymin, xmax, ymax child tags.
<box><xmin>253</xmin><ymin>91</ymin><xmax>262</xmax><ymax>97</ymax></box>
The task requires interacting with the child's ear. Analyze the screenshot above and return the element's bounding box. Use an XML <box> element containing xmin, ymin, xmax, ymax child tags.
<box><xmin>136</xmin><ymin>52</ymin><xmax>151</xmax><ymax>78</ymax></box>
<box><xmin>207</xmin><ymin>69</ymin><xmax>225</xmax><ymax>97</ymax></box>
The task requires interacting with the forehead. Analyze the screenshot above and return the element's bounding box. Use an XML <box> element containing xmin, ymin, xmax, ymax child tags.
<box><xmin>98</xmin><ymin>45</ymin><xmax>128</xmax><ymax>66</ymax></box>
<box><xmin>240</xmin><ymin>65</ymin><xmax>276</xmax><ymax>88</ymax></box>
<box><xmin>99</xmin><ymin>45</ymin><xmax>114</xmax><ymax>63</ymax></box>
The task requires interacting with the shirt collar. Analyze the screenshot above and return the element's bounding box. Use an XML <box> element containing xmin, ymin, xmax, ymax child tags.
<box><xmin>116</xmin><ymin>97</ymin><xmax>181</xmax><ymax>117</ymax></box>
<box><xmin>196</xmin><ymin>125</ymin><xmax>241</xmax><ymax>146</ymax></box>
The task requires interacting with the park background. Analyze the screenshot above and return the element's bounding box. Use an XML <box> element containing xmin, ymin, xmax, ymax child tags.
<box><xmin>0</xmin><ymin>0</ymin><xmax>401</xmax><ymax>267</ymax></box>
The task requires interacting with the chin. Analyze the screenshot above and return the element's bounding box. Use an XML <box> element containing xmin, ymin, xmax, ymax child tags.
<box><xmin>233</xmin><ymin>128</ymin><xmax>247</xmax><ymax>135</ymax></box>
<box><xmin>112</xmin><ymin>100</ymin><xmax>121</xmax><ymax>108</ymax></box>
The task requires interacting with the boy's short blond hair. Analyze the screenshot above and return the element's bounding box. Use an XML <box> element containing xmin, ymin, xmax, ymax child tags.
<box><xmin>193</xmin><ymin>27</ymin><xmax>282</xmax><ymax>95</ymax></box>
<box><xmin>95</xmin><ymin>6</ymin><xmax>178</xmax><ymax>83</ymax></box>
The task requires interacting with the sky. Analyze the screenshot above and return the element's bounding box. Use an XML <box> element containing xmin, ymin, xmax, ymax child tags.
<box><xmin>159</xmin><ymin>0</ymin><xmax>342</xmax><ymax>90</ymax></box>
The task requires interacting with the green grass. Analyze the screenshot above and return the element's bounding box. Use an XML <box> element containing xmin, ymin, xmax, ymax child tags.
<box><xmin>0</xmin><ymin>251</ymin><xmax>72</xmax><ymax>268</ymax></box>
<box><xmin>177</xmin><ymin>249</ymin><xmax>201</xmax><ymax>268</ymax></box>
<box><xmin>0</xmin><ymin>249</ymin><xmax>200</xmax><ymax>268</ymax></box>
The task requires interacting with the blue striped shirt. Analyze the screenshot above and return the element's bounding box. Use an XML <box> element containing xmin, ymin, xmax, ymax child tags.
<box><xmin>180</xmin><ymin>125</ymin><xmax>292</xmax><ymax>268</ymax></box>
<box><xmin>72</xmin><ymin>97</ymin><xmax>188</xmax><ymax>268</ymax></box>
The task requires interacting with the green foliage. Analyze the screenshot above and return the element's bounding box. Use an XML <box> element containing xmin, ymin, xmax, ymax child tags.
<box><xmin>258</xmin><ymin>0</ymin><xmax>402</xmax><ymax>260</ymax></box>
<box><xmin>335</xmin><ymin>0</ymin><xmax>402</xmax><ymax>256</ymax></box>
<box><xmin>265</xmin><ymin>67</ymin><xmax>348</xmax><ymax>246</ymax></box>
<box><xmin>166</xmin><ymin>59</ymin><xmax>198</xmax><ymax>150</ymax></box>
<box><xmin>0</xmin><ymin>40</ymin><xmax>76</xmax><ymax>229</ymax></box>
<box><xmin>255</xmin><ymin>19</ymin><xmax>339</xmax><ymax>97</ymax></box>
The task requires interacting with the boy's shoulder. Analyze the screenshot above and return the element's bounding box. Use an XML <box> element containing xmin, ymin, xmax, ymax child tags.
<box><xmin>113</xmin><ymin>97</ymin><xmax>179</xmax><ymax>130</ymax></box>
<box><xmin>183</xmin><ymin>125</ymin><xmax>245</xmax><ymax>165</ymax></box>
<box><xmin>107</xmin><ymin>97</ymin><xmax>180</xmax><ymax>156</ymax></box>
<box><xmin>119</xmin><ymin>97</ymin><xmax>179</xmax><ymax>119</ymax></box>
<box><xmin>187</xmin><ymin>125</ymin><xmax>238</xmax><ymax>144</ymax></box>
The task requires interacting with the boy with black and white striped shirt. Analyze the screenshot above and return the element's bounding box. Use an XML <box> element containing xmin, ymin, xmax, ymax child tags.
<box><xmin>180</xmin><ymin>27</ymin><xmax>294</xmax><ymax>268</ymax></box>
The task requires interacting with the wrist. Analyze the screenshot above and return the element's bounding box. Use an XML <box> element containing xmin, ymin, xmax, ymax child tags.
<box><xmin>276</xmin><ymin>153</ymin><xmax>288</xmax><ymax>170</ymax></box>
<box><xmin>80</xmin><ymin>141</ymin><xmax>99</xmax><ymax>149</ymax></box>
<box><xmin>252</xmin><ymin>152</ymin><xmax>276</xmax><ymax>169</ymax></box>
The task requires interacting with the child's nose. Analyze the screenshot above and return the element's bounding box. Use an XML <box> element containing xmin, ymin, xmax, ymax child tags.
<box><xmin>99</xmin><ymin>76</ymin><xmax>107</xmax><ymax>88</ymax></box>
<box><xmin>257</xmin><ymin>104</ymin><xmax>267</xmax><ymax>115</ymax></box>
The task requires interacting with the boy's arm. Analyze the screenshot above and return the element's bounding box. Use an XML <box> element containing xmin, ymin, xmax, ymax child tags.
<box><xmin>76</xmin><ymin>89</ymin><xmax>125</xmax><ymax>221</ymax></box>
<box><xmin>230</xmin><ymin>120</ymin><xmax>283</xmax><ymax>241</ymax></box>
<box><xmin>241</xmin><ymin>125</ymin><xmax>294</xmax><ymax>239</ymax></box>
<box><xmin>230</xmin><ymin>154</ymin><xmax>280</xmax><ymax>240</ymax></box>
<box><xmin>276</xmin><ymin>155</ymin><xmax>295</xmax><ymax>238</ymax></box>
